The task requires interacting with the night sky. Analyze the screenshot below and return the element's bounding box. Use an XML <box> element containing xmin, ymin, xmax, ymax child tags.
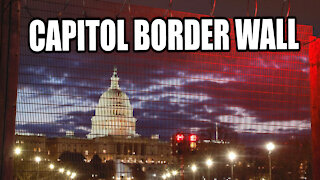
<box><xmin>106</xmin><ymin>0</ymin><xmax>320</xmax><ymax>36</ymax></box>
<box><xmin>16</xmin><ymin>0</ymin><xmax>314</xmax><ymax>142</ymax></box>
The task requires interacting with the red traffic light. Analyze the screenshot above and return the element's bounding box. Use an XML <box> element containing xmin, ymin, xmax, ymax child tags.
<box><xmin>189</xmin><ymin>134</ymin><xmax>198</xmax><ymax>142</ymax></box>
<box><xmin>176</xmin><ymin>134</ymin><xmax>184</xmax><ymax>142</ymax></box>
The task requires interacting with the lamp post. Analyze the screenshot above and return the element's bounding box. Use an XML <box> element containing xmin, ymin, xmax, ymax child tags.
<box><xmin>228</xmin><ymin>152</ymin><xmax>237</xmax><ymax>180</ymax></box>
<box><xmin>166</xmin><ymin>172</ymin><xmax>171</xmax><ymax>180</ymax></box>
<box><xmin>266</xmin><ymin>142</ymin><xmax>275</xmax><ymax>180</ymax></box>
<box><xmin>65</xmin><ymin>170</ymin><xmax>71</xmax><ymax>180</ymax></box>
<box><xmin>172</xmin><ymin>170</ymin><xmax>178</xmax><ymax>180</ymax></box>
<box><xmin>66</xmin><ymin>170</ymin><xmax>71</xmax><ymax>176</ymax></box>
<box><xmin>191</xmin><ymin>164</ymin><xmax>197</xmax><ymax>180</ymax></box>
<box><xmin>206</xmin><ymin>158</ymin><xmax>213</xmax><ymax>180</ymax></box>
<box><xmin>14</xmin><ymin>147</ymin><xmax>22</xmax><ymax>179</ymax></box>
<box><xmin>70</xmin><ymin>172</ymin><xmax>76</xmax><ymax>179</ymax></box>
<box><xmin>35</xmin><ymin>156</ymin><xmax>41</xmax><ymax>180</ymax></box>
<box><xmin>48</xmin><ymin>164</ymin><xmax>55</xmax><ymax>180</ymax></box>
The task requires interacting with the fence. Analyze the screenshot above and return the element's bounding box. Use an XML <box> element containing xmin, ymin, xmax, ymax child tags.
<box><xmin>0</xmin><ymin>0</ymin><xmax>318</xmax><ymax>179</ymax></box>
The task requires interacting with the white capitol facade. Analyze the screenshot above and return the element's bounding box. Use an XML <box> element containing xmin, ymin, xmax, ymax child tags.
<box><xmin>17</xmin><ymin>69</ymin><xmax>176</xmax><ymax>179</ymax></box>
<box><xmin>87</xmin><ymin>67</ymin><xmax>137</xmax><ymax>138</ymax></box>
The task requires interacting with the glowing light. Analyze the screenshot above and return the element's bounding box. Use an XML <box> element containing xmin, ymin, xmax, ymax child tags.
<box><xmin>190</xmin><ymin>142</ymin><xmax>197</xmax><ymax>149</ymax></box>
<box><xmin>71</xmin><ymin>172</ymin><xmax>76</xmax><ymax>179</ymax></box>
<box><xmin>59</xmin><ymin>168</ymin><xmax>65</xmax><ymax>173</ymax></box>
<box><xmin>34</xmin><ymin>156</ymin><xmax>41</xmax><ymax>163</ymax></box>
<box><xmin>206</xmin><ymin>159</ymin><xmax>213</xmax><ymax>167</ymax></box>
<box><xmin>162</xmin><ymin>174</ymin><xmax>167</xmax><ymax>179</ymax></box>
<box><xmin>14</xmin><ymin>147</ymin><xmax>22</xmax><ymax>155</ymax></box>
<box><xmin>66</xmin><ymin>170</ymin><xmax>71</xmax><ymax>176</ymax></box>
<box><xmin>189</xmin><ymin>134</ymin><xmax>197</xmax><ymax>142</ymax></box>
<box><xmin>228</xmin><ymin>152</ymin><xmax>237</xmax><ymax>161</ymax></box>
<box><xmin>176</xmin><ymin>134</ymin><xmax>184</xmax><ymax>142</ymax></box>
<box><xmin>172</xmin><ymin>170</ymin><xmax>178</xmax><ymax>176</ymax></box>
<box><xmin>191</xmin><ymin>164</ymin><xmax>197</xmax><ymax>172</ymax></box>
<box><xmin>266</xmin><ymin>142</ymin><xmax>275</xmax><ymax>152</ymax></box>
<box><xmin>49</xmin><ymin>164</ymin><xmax>55</xmax><ymax>170</ymax></box>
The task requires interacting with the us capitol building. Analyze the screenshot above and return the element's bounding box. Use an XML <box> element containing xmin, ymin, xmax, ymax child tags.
<box><xmin>87</xmin><ymin>67</ymin><xmax>137</xmax><ymax>138</ymax></box>
<box><xmin>15</xmin><ymin>67</ymin><xmax>176</xmax><ymax>178</ymax></box>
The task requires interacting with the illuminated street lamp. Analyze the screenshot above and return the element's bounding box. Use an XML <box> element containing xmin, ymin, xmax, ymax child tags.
<box><xmin>266</xmin><ymin>142</ymin><xmax>275</xmax><ymax>180</ymax></box>
<box><xmin>166</xmin><ymin>172</ymin><xmax>171</xmax><ymax>178</ymax></box>
<box><xmin>266</xmin><ymin>142</ymin><xmax>275</xmax><ymax>152</ymax></box>
<box><xmin>14</xmin><ymin>147</ymin><xmax>22</xmax><ymax>155</ymax></box>
<box><xmin>206</xmin><ymin>158</ymin><xmax>213</xmax><ymax>179</ymax></box>
<box><xmin>66</xmin><ymin>170</ymin><xmax>72</xmax><ymax>180</ymax></box>
<box><xmin>172</xmin><ymin>170</ymin><xmax>178</xmax><ymax>176</ymax></box>
<box><xmin>191</xmin><ymin>164</ymin><xmax>197</xmax><ymax>180</ymax></box>
<box><xmin>66</xmin><ymin>170</ymin><xmax>71</xmax><ymax>176</ymax></box>
<box><xmin>35</xmin><ymin>156</ymin><xmax>41</xmax><ymax>163</ymax></box>
<box><xmin>206</xmin><ymin>159</ymin><xmax>213</xmax><ymax>167</ymax></box>
<box><xmin>34</xmin><ymin>156</ymin><xmax>41</xmax><ymax>180</ymax></box>
<box><xmin>228</xmin><ymin>152</ymin><xmax>236</xmax><ymax>162</ymax></box>
<box><xmin>59</xmin><ymin>168</ymin><xmax>65</xmax><ymax>173</ymax></box>
<box><xmin>49</xmin><ymin>164</ymin><xmax>55</xmax><ymax>170</ymax></box>
<box><xmin>162</xmin><ymin>174</ymin><xmax>167</xmax><ymax>179</ymax></box>
<box><xmin>191</xmin><ymin>164</ymin><xmax>197</xmax><ymax>172</ymax></box>
<box><xmin>172</xmin><ymin>170</ymin><xmax>178</xmax><ymax>180</ymax></box>
<box><xmin>70</xmin><ymin>172</ymin><xmax>76</xmax><ymax>179</ymax></box>
<box><xmin>228</xmin><ymin>152</ymin><xmax>237</xmax><ymax>180</ymax></box>
<box><xmin>13</xmin><ymin>147</ymin><xmax>22</xmax><ymax>180</ymax></box>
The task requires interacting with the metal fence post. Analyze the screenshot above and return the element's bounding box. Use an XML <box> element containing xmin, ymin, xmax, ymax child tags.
<box><xmin>310</xmin><ymin>37</ymin><xmax>320</xmax><ymax>180</ymax></box>
<box><xmin>0</xmin><ymin>0</ymin><xmax>21</xmax><ymax>179</ymax></box>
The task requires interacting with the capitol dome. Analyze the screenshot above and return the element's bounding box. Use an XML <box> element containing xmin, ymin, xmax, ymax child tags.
<box><xmin>87</xmin><ymin>67</ymin><xmax>137</xmax><ymax>139</ymax></box>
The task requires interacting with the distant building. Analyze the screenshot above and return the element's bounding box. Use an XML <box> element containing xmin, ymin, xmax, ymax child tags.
<box><xmin>15</xmin><ymin>135</ymin><xmax>47</xmax><ymax>156</ymax></box>
<box><xmin>87</xmin><ymin>67</ymin><xmax>137</xmax><ymax>138</ymax></box>
<box><xmin>15</xmin><ymin>134</ymin><xmax>175</xmax><ymax>165</ymax></box>
<box><xmin>15</xmin><ymin>134</ymin><xmax>175</xmax><ymax>179</ymax></box>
